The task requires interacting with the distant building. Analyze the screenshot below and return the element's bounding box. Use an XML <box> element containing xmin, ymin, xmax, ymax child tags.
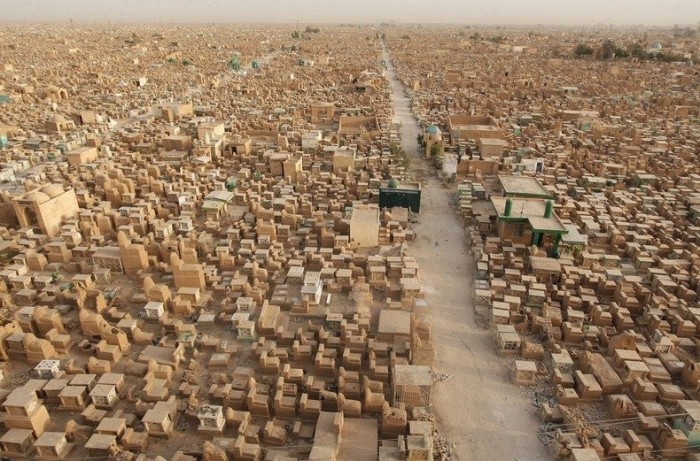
<box><xmin>12</xmin><ymin>185</ymin><xmax>79</xmax><ymax>237</ymax></box>
<box><xmin>498</xmin><ymin>175</ymin><xmax>552</xmax><ymax>199</ymax></box>
<box><xmin>379</xmin><ymin>181</ymin><xmax>421</xmax><ymax>213</ymax></box>
<box><xmin>424</xmin><ymin>124</ymin><xmax>444</xmax><ymax>159</ymax></box>
<box><xmin>491</xmin><ymin>197</ymin><xmax>568</xmax><ymax>255</ymax></box>
<box><xmin>350</xmin><ymin>204</ymin><xmax>380</xmax><ymax>248</ymax></box>
<box><xmin>447</xmin><ymin>115</ymin><xmax>502</xmax><ymax>143</ymax></box>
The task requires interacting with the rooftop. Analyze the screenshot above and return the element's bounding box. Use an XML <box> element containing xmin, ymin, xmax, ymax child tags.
<box><xmin>491</xmin><ymin>197</ymin><xmax>568</xmax><ymax>233</ymax></box>
<box><xmin>378</xmin><ymin>309</ymin><xmax>411</xmax><ymax>335</ymax></box>
<box><xmin>350</xmin><ymin>205</ymin><xmax>380</xmax><ymax>224</ymax></box>
<box><xmin>498</xmin><ymin>175</ymin><xmax>551</xmax><ymax>199</ymax></box>
<box><xmin>394</xmin><ymin>364</ymin><xmax>432</xmax><ymax>386</ymax></box>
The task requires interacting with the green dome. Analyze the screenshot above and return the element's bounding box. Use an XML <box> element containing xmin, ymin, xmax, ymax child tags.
<box><xmin>426</xmin><ymin>125</ymin><xmax>440</xmax><ymax>135</ymax></box>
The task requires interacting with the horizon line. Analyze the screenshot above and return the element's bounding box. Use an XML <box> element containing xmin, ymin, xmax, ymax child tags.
<box><xmin>0</xmin><ymin>20</ymin><xmax>696</xmax><ymax>28</ymax></box>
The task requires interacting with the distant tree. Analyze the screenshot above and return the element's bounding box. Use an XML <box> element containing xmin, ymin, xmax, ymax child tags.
<box><xmin>627</xmin><ymin>42</ymin><xmax>648</xmax><ymax>60</ymax></box>
<box><xmin>488</xmin><ymin>35</ymin><xmax>505</xmax><ymax>44</ymax></box>
<box><xmin>615</xmin><ymin>47</ymin><xmax>629</xmax><ymax>58</ymax></box>
<box><xmin>656</xmin><ymin>52</ymin><xmax>688</xmax><ymax>63</ymax></box>
<box><xmin>673</xmin><ymin>26</ymin><xmax>696</xmax><ymax>38</ymax></box>
<box><xmin>574</xmin><ymin>43</ymin><xmax>594</xmax><ymax>57</ymax></box>
<box><xmin>304</xmin><ymin>26</ymin><xmax>320</xmax><ymax>33</ymax></box>
<box><xmin>592</xmin><ymin>39</ymin><xmax>628</xmax><ymax>60</ymax></box>
<box><xmin>598</xmin><ymin>39</ymin><xmax>617</xmax><ymax>60</ymax></box>
<box><xmin>390</xmin><ymin>142</ymin><xmax>400</xmax><ymax>156</ymax></box>
<box><xmin>291</xmin><ymin>30</ymin><xmax>301</xmax><ymax>39</ymax></box>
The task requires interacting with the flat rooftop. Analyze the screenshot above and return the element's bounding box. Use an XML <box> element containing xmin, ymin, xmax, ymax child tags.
<box><xmin>479</xmin><ymin>137</ymin><xmax>509</xmax><ymax>146</ymax></box>
<box><xmin>452</xmin><ymin>123</ymin><xmax>501</xmax><ymax>131</ymax></box>
<box><xmin>498</xmin><ymin>176</ymin><xmax>551</xmax><ymax>199</ymax></box>
<box><xmin>448</xmin><ymin>115</ymin><xmax>500</xmax><ymax>131</ymax></box>
<box><xmin>380</xmin><ymin>180</ymin><xmax>421</xmax><ymax>191</ymax></box>
<box><xmin>378</xmin><ymin>309</ymin><xmax>411</xmax><ymax>336</ymax></box>
<box><xmin>491</xmin><ymin>197</ymin><xmax>568</xmax><ymax>233</ymax></box>
<box><xmin>351</xmin><ymin>205</ymin><xmax>380</xmax><ymax>224</ymax></box>
<box><xmin>337</xmin><ymin>418</ymin><xmax>378</xmax><ymax>461</ymax></box>
<box><xmin>394</xmin><ymin>364</ymin><xmax>432</xmax><ymax>386</ymax></box>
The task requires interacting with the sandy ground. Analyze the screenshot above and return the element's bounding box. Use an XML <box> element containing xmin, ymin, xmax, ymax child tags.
<box><xmin>382</xmin><ymin>43</ymin><xmax>551</xmax><ymax>461</ymax></box>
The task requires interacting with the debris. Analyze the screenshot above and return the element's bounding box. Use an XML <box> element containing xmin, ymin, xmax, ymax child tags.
<box><xmin>432</xmin><ymin>372</ymin><xmax>454</xmax><ymax>383</ymax></box>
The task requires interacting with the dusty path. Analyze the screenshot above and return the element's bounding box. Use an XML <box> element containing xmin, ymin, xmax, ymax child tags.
<box><xmin>381</xmin><ymin>42</ymin><xmax>551</xmax><ymax>461</ymax></box>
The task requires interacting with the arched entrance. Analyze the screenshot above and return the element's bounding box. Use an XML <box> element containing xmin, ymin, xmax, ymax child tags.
<box><xmin>23</xmin><ymin>207</ymin><xmax>39</xmax><ymax>228</ymax></box>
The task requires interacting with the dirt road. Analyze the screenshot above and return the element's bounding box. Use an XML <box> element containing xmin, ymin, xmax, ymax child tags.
<box><xmin>381</xmin><ymin>42</ymin><xmax>551</xmax><ymax>461</ymax></box>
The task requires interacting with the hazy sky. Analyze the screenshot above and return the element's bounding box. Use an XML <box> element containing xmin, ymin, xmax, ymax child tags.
<box><xmin>1</xmin><ymin>0</ymin><xmax>699</xmax><ymax>26</ymax></box>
